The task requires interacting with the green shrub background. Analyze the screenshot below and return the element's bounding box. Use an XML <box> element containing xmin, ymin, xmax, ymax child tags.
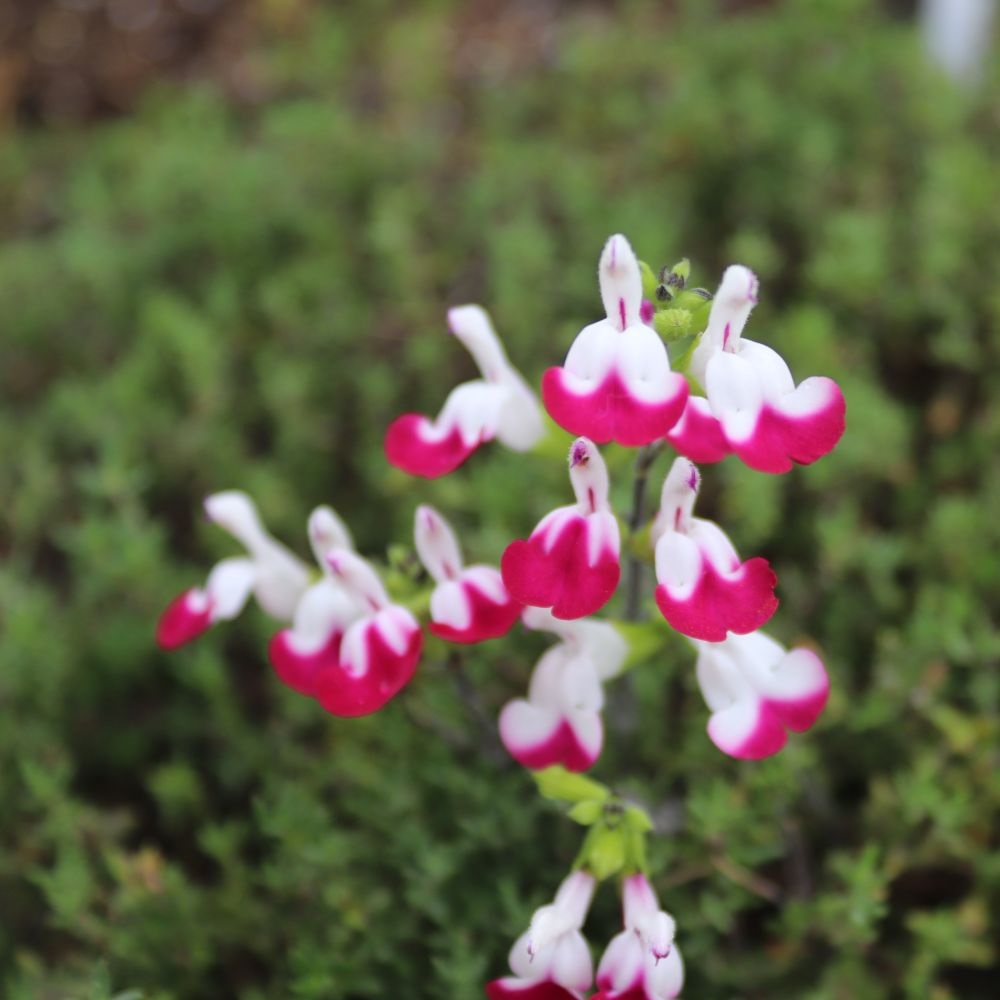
<box><xmin>2</xmin><ymin>1</ymin><xmax>999</xmax><ymax>996</ymax></box>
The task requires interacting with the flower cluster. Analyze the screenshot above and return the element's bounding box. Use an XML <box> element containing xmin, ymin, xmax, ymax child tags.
<box><xmin>486</xmin><ymin>871</ymin><xmax>683</xmax><ymax>1000</ymax></box>
<box><xmin>157</xmin><ymin>232</ymin><xmax>845</xmax><ymax>995</ymax></box>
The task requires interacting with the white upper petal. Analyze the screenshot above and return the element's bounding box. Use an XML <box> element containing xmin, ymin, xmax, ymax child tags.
<box><xmin>448</xmin><ymin>304</ymin><xmax>509</xmax><ymax>383</ymax></box>
<box><xmin>205</xmin><ymin>557</ymin><xmax>257</xmax><ymax>622</ymax></box>
<box><xmin>599</xmin><ymin>233</ymin><xmax>644</xmax><ymax>331</ymax></box>
<box><xmin>689</xmin><ymin>264</ymin><xmax>759</xmax><ymax>388</ymax></box>
<box><xmin>204</xmin><ymin>491</ymin><xmax>267</xmax><ymax>551</ymax></box>
<box><xmin>203</xmin><ymin>490</ymin><xmax>310</xmax><ymax>620</ymax></box>
<box><xmin>326</xmin><ymin>550</ymin><xmax>390</xmax><ymax>611</ymax></box>
<box><xmin>308</xmin><ymin>506</ymin><xmax>354</xmax><ymax>568</ymax></box>
<box><xmin>569</xmin><ymin>438</ymin><xmax>611</xmax><ymax>514</ymax></box>
<box><xmin>652</xmin><ymin>458</ymin><xmax>700</xmax><ymax>545</ymax></box>
<box><xmin>414</xmin><ymin>505</ymin><xmax>464</xmax><ymax>583</ymax></box>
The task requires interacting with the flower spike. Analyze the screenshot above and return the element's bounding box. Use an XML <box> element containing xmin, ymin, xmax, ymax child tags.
<box><xmin>542</xmin><ymin>234</ymin><xmax>689</xmax><ymax>446</ymax></box>
<box><xmin>668</xmin><ymin>265</ymin><xmax>846</xmax><ymax>473</ymax></box>
<box><xmin>596</xmin><ymin>874</ymin><xmax>684</xmax><ymax>1000</ymax></box>
<box><xmin>385</xmin><ymin>305</ymin><xmax>544</xmax><ymax>478</ymax></box>
<box><xmin>695</xmin><ymin>631</ymin><xmax>830</xmax><ymax>759</ymax></box>
<box><xmin>501</xmin><ymin>438</ymin><xmax>621</xmax><ymax>620</ymax></box>
<box><xmin>486</xmin><ymin>871</ymin><xmax>596</xmax><ymax>1000</ymax></box>
<box><xmin>413</xmin><ymin>505</ymin><xmax>521</xmax><ymax>643</ymax></box>
<box><xmin>652</xmin><ymin>458</ymin><xmax>778</xmax><ymax>641</ymax></box>
<box><xmin>156</xmin><ymin>491</ymin><xmax>310</xmax><ymax>649</ymax></box>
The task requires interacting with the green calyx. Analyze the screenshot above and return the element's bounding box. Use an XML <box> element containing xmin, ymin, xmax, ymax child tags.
<box><xmin>533</xmin><ymin>767</ymin><xmax>653</xmax><ymax>880</ymax></box>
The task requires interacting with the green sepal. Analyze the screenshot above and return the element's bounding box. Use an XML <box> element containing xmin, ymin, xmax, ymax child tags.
<box><xmin>567</xmin><ymin>800</ymin><xmax>605</xmax><ymax>826</ymax></box>
<box><xmin>625</xmin><ymin>520</ymin><xmax>655</xmax><ymax>563</ymax></box>
<box><xmin>582</xmin><ymin>824</ymin><xmax>626</xmax><ymax>881</ymax></box>
<box><xmin>668</xmin><ymin>334</ymin><xmax>699</xmax><ymax>376</ymax></box>
<box><xmin>639</xmin><ymin>259</ymin><xmax>659</xmax><ymax>301</ymax></box>
<box><xmin>653</xmin><ymin>308</ymin><xmax>693</xmax><ymax>342</ymax></box>
<box><xmin>611</xmin><ymin>619</ymin><xmax>671</xmax><ymax>670</ymax></box>
<box><xmin>534</xmin><ymin>766</ymin><xmax>610</xmax><ymax>804</ymax></box>
<box><xmin>669</xmin><ymin>258</ymin><xmax>691</xmax><ymax>284</ymax></box>
<box><xmin>670</xmin><ymin>288</ymin><xmax>710</xmax><ymax>311</ymax></box>
<box><xmin>624</xmin><ymin>804</ymin><xmax>653</xmax><ymax>833</ymax></box>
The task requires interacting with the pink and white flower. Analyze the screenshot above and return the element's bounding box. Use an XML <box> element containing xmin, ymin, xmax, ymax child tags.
<box><xmin>595</xmin><ymin>874</ymin><xmax>684</xmax><ymax>1000</ymax></box>
<box><xmin>499</xmin><ymin>607</ymin><xmax>627</xmax><ymax>772</ymax></box>
<box><xmin>694</xmin><ymin>630</ymin><xmax>830</xmax><ymax>759</ymax></box>
<box><xmin>501</xmin><ymin>438</ymin><xmax>621</xmax><ymax>620</ymax></box>
<box><xmin>385</xmin><ymin>305</ymin><xmax>544</xmax><ymax>478</ymax></box>
<box><xmin>413</xmin><ymin>505</ymin><xmax>521</xmax><ymax>643</ymax></box>
<box><xmin>268</xmin><ymin>506</ymin><xmax>363</xmax><ymax>697</ymax></box>
<box><xmin>542</xmin><ymin>234</ymin><xmax>688</xmax><ymax>447</ymax></box>
<box><xmin>652</xmin><ymin>457</ymin><xmax>778</xmax><ymax>641</ymax></box>
<box><xmin>667</xmin><ymin>264</ymin><xmax>846</xmax><ymax>473</ymax></box>
<box><xmin>486</xmin><ymin>871</ymin><xmax>596</xmax><ymax>1000</ymax></box>
<box><xmin>311</xmin><ymin>550</ymin><xmax>422</xmax><ymax>717</ymax></box>
<box><xmin>156</xmin><ymin>491</ymin><xmax>310</xmax><ymax>649</ymax></box>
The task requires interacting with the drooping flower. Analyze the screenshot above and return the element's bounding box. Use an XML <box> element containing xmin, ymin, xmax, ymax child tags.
<box><xmin>542</xmin><ymin>234</ymin><xmax>689</xmax><ymax>447</ymax></box>
<box><xmin>501</xmin><ymin>438</ymin><xmax>620</xmax><ymax>620</ymax></box>
<box><xmin>156</xmin><ymin>491</ymin><xmax>310</xmax><ymax>649</ymax></box>
<box><xmin>652</xmin><ymin>457</ymin><xmax>778</xmax><ymax>641</ymax></box>
<box><xmin>499</xmin><ymin>607</ymin><xmax>627</xmax><ymax>772</ymax></box>
<box><xmin>595</xmin><ymin>874</ymin><xmax>684</xmax><ymax>1000</ymax></box>
<box><xmin>413</xmin><ymin>504</ymin><xmax>521</xmax><ymax>643</ymax></box>
<box><xmin>385</xmin><ymin>305</ymin><xmax>544</xmax><ymax>478</ymax></box>
<box><xmin>268</xmin><ymin>506</ymin><xmax>362</xmax><ymax>697</ymax></box>
<box><xmin>486</xmin><ymin>871</ymin><xmax>596</xmax><ymax>1000</ymax></box>
<box><xmin>667</xmin><ymin>264</ymin><xmax>846</xmax><ymax>473</ymax></box>
<box><xmin>694</xmin><ymin>630</ymin><xmax>830</xmax><ymax>759</ymax></box>
<box><xmin>311</xmin><ymin>550</ymin><xmax>423</xmax><ymax>717</ymax></box>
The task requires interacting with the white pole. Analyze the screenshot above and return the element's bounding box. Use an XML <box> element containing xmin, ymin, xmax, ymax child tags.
<box><xmin>921</xmin><ymin>0</ymin><xmax>997</xmax><ymax>83</ymax></box>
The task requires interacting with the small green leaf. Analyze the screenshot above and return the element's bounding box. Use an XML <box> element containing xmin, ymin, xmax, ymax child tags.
<box><xmin>567</xmin><ymin>800</ymin><xmax>604</xmax><ymax>825</ymax></box>
<box><xmin>533</xmin><ymin>767</ymin><xmax>609</xmax><ymax>804</ymax></box>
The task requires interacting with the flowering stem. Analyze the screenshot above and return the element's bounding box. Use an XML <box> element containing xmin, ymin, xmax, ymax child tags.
<box><xmin>624</xmin><ymin>442</ymin><xmax>664</xmax><ymax>621</ymax></box>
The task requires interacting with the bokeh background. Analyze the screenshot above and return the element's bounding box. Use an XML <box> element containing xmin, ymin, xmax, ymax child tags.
<box><xmin>2</xmin><ymin>1</ymin><xmax>999</xmax><ymax>997</ymax></box>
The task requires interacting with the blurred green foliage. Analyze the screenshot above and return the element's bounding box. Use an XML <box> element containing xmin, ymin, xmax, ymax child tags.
<box><xmin>2</xmin><ymin>0</ymin><xmax>1000</xmax><ymax>996</ymax></box>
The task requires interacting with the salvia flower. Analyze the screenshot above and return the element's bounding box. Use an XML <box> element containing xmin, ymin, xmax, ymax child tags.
<box><xmin>385</xmin><ymin>305</ymin><xmax>544</xmax><ymax>478</ymax></box>
<box><xmin>595</xmin><ymin>874</ymin><xmax>684</xmax><ymax>1000</ymax></box>
<box><xmin>542</xmin><ymin>234</ymin><xmax>689</xmax><ymax>447</ymax></box>
<box><xmin>499</xmin><ymin>607</ymin><xmax>626</xmax><ymax>772</ymax></box>
<box><xmin>268</xmin><ymin>506</ymin><xmax>362</xmax><ymax>697</ymax></box>
<box><xmin>305</xmin><ymin>550</ymin><xmax>422</xmax><ymax>717</ymax></box>
<box><xmin>156</xmin><ymin>491</ymin><xmax>310</xmax><ymax>649</ymax></box>
<box><xmin>486</xmin><ymin>871</ymin><xmax>596</xmax><ymax>1000</ymax></box>
<box><xmin>652</xmin><ymin>457</ymin><xmax>778</xmax><ymax>641</ymax></box>
<box><xmin>501</xmin><ymin>438</ymin><xmax>620</xmax><ymax>620</ymax></box>
<box><xmin>667</xmin><ymin>264</ymin><xmax>846</xmax><ymax>473</ymax></box>
<box><xmin>695</xmin><ymin>630</ymin><xmax>830</xmax><ymax>759</ymax></box>
<box><xmin>413</xmin><ymin>504</ymin><xmax>521</xmax><ymax>643</ymax></box>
